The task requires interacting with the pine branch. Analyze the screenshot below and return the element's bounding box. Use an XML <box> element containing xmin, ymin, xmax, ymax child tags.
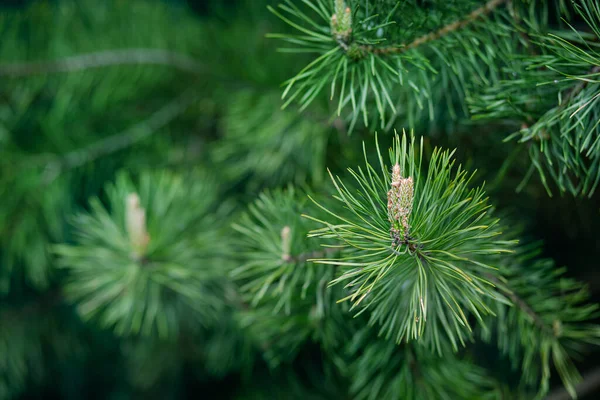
<box><xmin>305</xmin><ymin>133</ymin><xmax>515</xmax><ymax>351</ymax></box>
<box><xmin>468</xmin><ymin>1</ymin><xmax>600</xmax><ymax>196</ymax></box>
<box><xmin>360</xmin><ymin>0</ymin><xmax>509</xmax><ymax>55</ymax></box>
<box><xmin>481</xmin><ymin>247</ymin><xmax>600</xmax><ymax>398</ymax></box>
<box><xmin>54</xmin><ymin>170</ymin><xmax>229</xmax><ymax>338</ymax></box>
<box><xmin>270</xmin><ymin>0</ymin><xmax>518</xmax><ymax>131</ymax></box>
<box><xmin>36</xmin><ymin>88</ymin><xmax>197</xmax><ymax>182</ymax></box>
<box><xmin>231</xmin><ymin>188</ymin><xmax>341</xmax><ymax>315</ymax></box>
<box><xmin>0</xmin><ymin>49</ymin><xmax>205</xmax><ymax>76</ymax></box>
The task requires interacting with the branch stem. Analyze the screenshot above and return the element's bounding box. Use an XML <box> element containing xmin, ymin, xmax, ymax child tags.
<box><xmin>359</xmin><ymin>0</ymin><xmax>508</xmax><ymax>55</ymax></box>
<box><xmin>0</xmin><ymin>48</ymin><xmax>204</xmax><ymax>76</ymax></box>
<box><xmin>485</xmin><ymin>273</ymin><xmax>552</xmax><ymax>335</ymax></box>
<box><xmin>283</xmin><ymin>247</ymin><xmax>339</xmax><ymax>263</ymax></box>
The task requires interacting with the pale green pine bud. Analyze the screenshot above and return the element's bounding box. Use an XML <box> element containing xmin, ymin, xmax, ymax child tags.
<box><xmin>341</xmin><ymin>6</ymin><xmax>352</xmax><ymax>31</ymax></box>
<box><xmin>334</xmin><ymin>0</ymin><xmax>345</xmax><ymax>17</ymax></box>
<box><xmin>126</xmin><ymin>193</ymin><xmax>150</xmax><ymax>260</ymax></box>
<box><xmin>398</xmin><ymin>176</ymin><xmax>414</xmax><ymax>217</ymax></box>
<box><xmin>281</xmin><ymin>225</ymin><xmax>292</xmax><ymax>262</ymax></box>
<box><xmin>391</xmin><ymin>163</ymin><xmax>402</xmax><ymax>187</ymax></box>
<box><xmin>331</xmin><ymin>1</ymin><xmax>352</xmax><ymax>41</ymax></box>
<box><xmin>387</xmin><ymin>164</ymin><xmax>414</xmax><ymax>239</ymax></box>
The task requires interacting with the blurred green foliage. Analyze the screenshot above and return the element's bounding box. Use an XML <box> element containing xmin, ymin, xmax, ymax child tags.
<box><xmin>0</xmin><ymin>0</ymin><xmax>599</xmax><ymax>399</ymax></box>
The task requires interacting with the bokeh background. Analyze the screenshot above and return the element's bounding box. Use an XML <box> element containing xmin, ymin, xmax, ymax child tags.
<box><xmin>1</xmin><ymin>0</ymin><xmax>599</xmax><ymax>399</ymax></box>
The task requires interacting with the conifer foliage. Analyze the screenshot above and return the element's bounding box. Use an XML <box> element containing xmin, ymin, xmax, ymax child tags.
<box><xmin>1</xmin><ymin>0</ymin><xmax>600</xmax><ymax>399</ymax></box>
<box><xmin>306</xmin><ymin>134</ymin><xmax>514</xmax><ymax>352</ymax></box>
<box><xmin>55</xmin><ymin>170</ymin><xmax>230</xmax><ymax>338</ymax></box>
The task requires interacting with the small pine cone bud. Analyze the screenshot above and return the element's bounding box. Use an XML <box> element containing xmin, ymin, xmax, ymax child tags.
<box><xmin>331</xmin><ymin>0</ymin><xmax>352</xmax><ymax>41</ymax></box>
<box><xmin>387</xmin><ymin>189</ymin><xmax>398</xmax><ymax>223</ymax></box>
<box><xmin>391</xmin><ymin>163</ymin><xmax>402</xmax><ymax>187</ymax></box>
<box><xmin>341</xmin><ymin>6</ymin><xmax>352</xmax><ymax>31</ymax></box>
<box><xmin>398</xmin><ymin>176</ymin><xmax>414</xmax><ymax>215</ymax></box>
<box><xmin>281</xmin><ymin>225</ymin><xmax>292</xmax><ymax>262</ymax></box>
<box><xmin>553</xmin><ymin>319</ymin><xmax>563</xmax><ymax>337</ymax></box>
<box><xmin>387</xmin><ymin>164</ymin><xmax>414</xmax><ymax>240</ymax></box>
<box><xmin>334</xmin><ymin>0</ymin><xmax>345</xmax><ymax>15</ymax></box>
<box><xmin>398</xmin><ymin>177</ymin><xmax>414</xmax><ymax>235</ymax></box>
<box><xmin>331</xmin><ymin>13</ymin><xmax>338</xmax><ymax>29</ymax></box>
<box><xmin>126</xmin><ymin>193</ymin><xmax>150</xmax><ymax>259</ymax></box>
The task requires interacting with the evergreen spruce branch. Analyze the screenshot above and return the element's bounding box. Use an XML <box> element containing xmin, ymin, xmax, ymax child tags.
<box><xmin>358</xmin><ymin>0</ymin><xmax>509</xmax><ymax>55</ymax></box>
<box><xmin>0</xmin><ymin>49</ymin><xmax>205</xmax><ymax>77</ymax></box>
<box><xmin>304</xmin><ymin>132</ymin><xmax>515</xmax><ymax>352</ymax></box>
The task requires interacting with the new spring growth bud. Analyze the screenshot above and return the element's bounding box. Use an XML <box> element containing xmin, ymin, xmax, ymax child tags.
<box><xmin>553</xmin><ymin>319</ymin><xmax>563</xmax><ymax>337</ymax></box>
<box><xmin>126</xmin><ymin>193</ymin><xmax>150</xmax><ymax>260</ymax></box>
<box><xmin>331</xmin><ymin>0</ymin><xmax>352</xmax><ymax>42</ymax></box>
<box><xmin>281</xmin><ymin>225</ymin><xmax>292</xmax><ymax>262</ymax></box>
<box><xmin>387</xmin><ymin>164</ymin><xmax>414</xmax><ymax>241</ymax></box>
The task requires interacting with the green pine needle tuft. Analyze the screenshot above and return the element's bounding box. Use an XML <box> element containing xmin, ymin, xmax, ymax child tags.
<box><xmin>232</xmin><ymin>187</ymin><xmax>350</xmax><ymax>366</ymax></box>
<box><xmin>55</xmin><ymin>170</ymin><xmax>230</xmax><ymax>338</ymax></box>
<box><xmin>305</xmin><ymin>132</ymin><xmax>516</xmax><ymax>352</ymax></box>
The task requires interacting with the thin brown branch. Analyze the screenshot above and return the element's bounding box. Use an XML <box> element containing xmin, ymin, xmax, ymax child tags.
<box><xmin>544</xmin><ymin>366</ymin><xmax>600</xmax><ymax>400</ymax></box>
<box><xmin>507</xmin><ymin>0</ymin><xmax>538</xmax><ymax>55</ymax></box>
<box><xmin>0</xmin><ymin>48</ymin><xmax>205</xmax><ymax>77</ymax></box>
<box><xmin>359</xmin><ymin>0</ymin><xmax>508</xmax><ymax>55</ymax></box>
<box><xmin>503</xmin><ymin>286</ymin><xmax>549</xmax><ymax>332</ymax></box>
<box><xmin>283</xmin><ymin>247</ymin><xmax>339</xmax><ymax>263</ymax></box>
<box><xmin>485</xmin><ymin>273</ymin><xmax>552</xmax><ymax>335</ymax></box>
